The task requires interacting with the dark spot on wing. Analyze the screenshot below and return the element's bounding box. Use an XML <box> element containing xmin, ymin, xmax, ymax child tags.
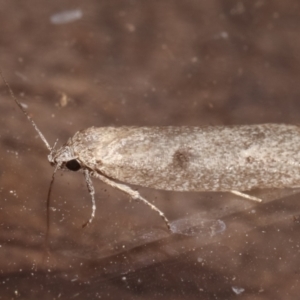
<box><xmin>246</xmin><ymin>156</ymin><xmax>254</xmax><ymax>163</ymax></box>
<box><xmin>172</xmin><ymin>149</ymin><xmax>191</xmax><ymax>169</ymax></box>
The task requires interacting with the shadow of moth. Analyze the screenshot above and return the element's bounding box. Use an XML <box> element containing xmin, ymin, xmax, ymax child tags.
<box><xmin>3</xmin><ymin>71</ymin><xmax>298</xmax><ymax>232</ymax></box>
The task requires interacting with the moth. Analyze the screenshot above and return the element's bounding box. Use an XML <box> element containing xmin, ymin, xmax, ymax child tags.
<box><xmin>3</xmin><ymin>71</ymin><xmax>300</xmax><ymax>232</ymax></box>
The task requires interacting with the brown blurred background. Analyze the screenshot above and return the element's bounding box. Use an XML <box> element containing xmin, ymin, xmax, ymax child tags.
<box><xmin>1</xmin><ymin>1</ymin><xmax>300</xmax><ymax>299</ymax></box>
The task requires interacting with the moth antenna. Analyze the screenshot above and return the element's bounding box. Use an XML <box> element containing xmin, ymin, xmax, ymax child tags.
<box><xmin>52</xmin><ymin>138</ymin><xmax>59</xmax><ymax>150</ymax></box>
<box><xmin>45</xmin><ymin>164</ymin><xmax>60</xmax><ymax>248</ymax></box>
<box><xmin>0</xmin><ymin>68</ymin><xmax>52</xmax><ymax>151</ymax></box>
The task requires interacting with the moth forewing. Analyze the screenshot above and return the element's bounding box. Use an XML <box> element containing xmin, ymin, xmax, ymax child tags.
<box><xmin>66</xmin><ymin>124</ymin><xmax>300</xmax><ymax>192</ymax></box>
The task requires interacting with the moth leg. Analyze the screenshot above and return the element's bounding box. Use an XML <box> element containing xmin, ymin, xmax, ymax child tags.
<box><xmin>230</xmin><ymin>190</ymin><xmax>262</xmax><ymax>202</ymax></box>
<box><xmin>82</xmin><ymin>170</ymin><xmax>97</xmax><ymax>227</ymax></box>
<box><xmin>91</xmin><ymin>171</ymin><xmax>171</xmax><ymax>231</ymax></box>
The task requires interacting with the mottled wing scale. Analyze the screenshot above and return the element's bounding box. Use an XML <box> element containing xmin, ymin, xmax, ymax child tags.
<box><xmin>67</xmin><ymin>124</ymin><xmax>300</xmax><ymax>192</ymax></box>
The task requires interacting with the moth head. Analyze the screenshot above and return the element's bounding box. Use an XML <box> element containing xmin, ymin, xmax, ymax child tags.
<box><xmin>65</xmin><ymin>159</ymin><xmax>81</xmax><ymax>171</ymax></box>
<box><xmin>48</xmin><ymin>145</ymin><xmax>82</xmax><ymax>172</ymax></box>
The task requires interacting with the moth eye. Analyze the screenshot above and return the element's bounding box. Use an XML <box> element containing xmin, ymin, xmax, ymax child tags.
<box><xmin>66</xmin><ymin>159</ymin><xmax>81</xmax><ymax>171</ymax></box>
